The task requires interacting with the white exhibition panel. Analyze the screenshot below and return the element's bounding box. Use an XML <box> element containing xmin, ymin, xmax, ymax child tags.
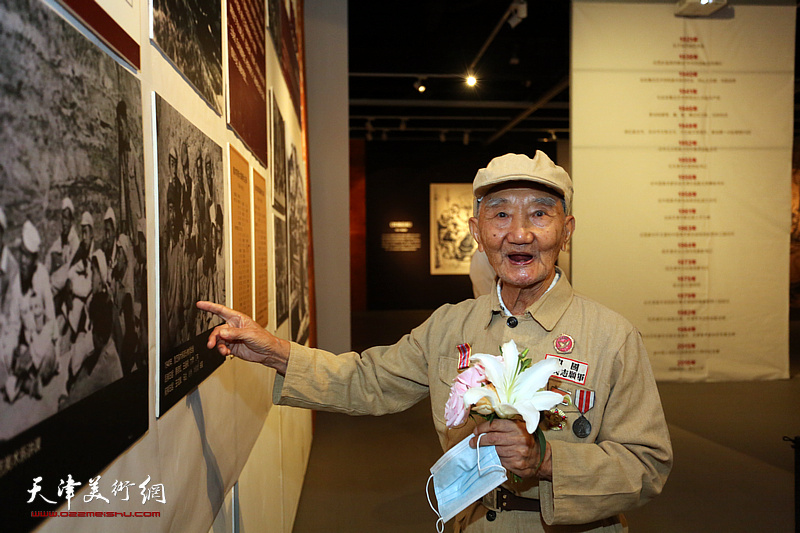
<box><xmin>571</xmin><ymin>2</ymin><xmax>793</xmax><ymax>381</ymax></box>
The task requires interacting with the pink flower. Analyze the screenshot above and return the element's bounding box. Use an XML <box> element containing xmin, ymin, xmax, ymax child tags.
<box><xmin>444</xmin><ymin>364</ymin><xmax>487</xmax><ymax>428</ymax></box>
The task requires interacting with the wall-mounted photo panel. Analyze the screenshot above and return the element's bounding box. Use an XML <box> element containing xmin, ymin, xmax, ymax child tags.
<box><xmin>152</xmin><ymin>0</ymin><xmax>223</xmax><ymax>114</ymax></box>
<box><xmin>429</xmin><ymin>183</ymin><xmax>476</xmax><ymax>275</ymax></box>
<box><xmin>0</xmin><ymin>0</ymin><xmax>147</xmax><ymax>528</ymax></box>
<box><xmin>230</xmin><ymin>146</ymin><xmax>253</xmax><ymax>316</ymax></box>
<box><xmin>266</xmin><ymin>0</ymin><xmax>281</xmax><ymax>57</ymax></box>
<box><xmin>271</xmin><ymin>91</ymin><xmax>288</xmax><ymax>215</ymax></box>
<box><xmin>57</xmin><ymin>0</ymin><xmax>142</xmax><ymax>68</ymax></box>
<box><xmin>273</xmin><ymin>214</ymin><xmax>289</xmax><ymax>328</ymax></box>
<box><xmin>287</xmin><ymin>144</ymin><xmax>309</xmax><ymax>344</ymax></box>
<box><xmin>155</xmin><ymin>94</ymin><xmax>225</xmax><ymax>416</ymax></box>
<box><xmin>227</xmin><ymin>0</ymin><xmax>268</xmax><ymax>164</ymax></box>
<box><xmin>277</xmin><ymin>0</ymin><xmax>303</xmax><ymax>121</ymax></box>
<box><xmin>253</xmin><ymin>169</ymin><xmax>269</xmax><ymax>327</ymax></box>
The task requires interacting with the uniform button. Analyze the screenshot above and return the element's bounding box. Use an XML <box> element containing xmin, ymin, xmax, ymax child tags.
<box><xmin>486</xmin><ymin>510</ymin><xmax>497</xmax><ymax>522</ymax></box>
<box><xmin>507</xmin><ymin>316</ymin><xmax>518</xmax><ymax>328</ymax></box>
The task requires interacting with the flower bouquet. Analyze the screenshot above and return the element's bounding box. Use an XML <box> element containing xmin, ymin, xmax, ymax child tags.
<box><xmin>444</xmin><ymin>340</ymin><xmax>564</xmax><ymax>475</ymax></box>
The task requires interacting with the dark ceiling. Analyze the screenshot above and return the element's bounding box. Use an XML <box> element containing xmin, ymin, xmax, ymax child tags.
<box><xmin>348</xmin><ymin>1</ymin><xmax>800</xmax><ymax>148</ymax></box>
<box><xmin>347</xmin><ymin>0</ymin><xmax>572</xmax><ymax>146</ymax></box>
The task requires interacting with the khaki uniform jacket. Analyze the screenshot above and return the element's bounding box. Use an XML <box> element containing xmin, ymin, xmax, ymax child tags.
<box><xmin>273</xmin><ymin>271</ymin><xmax>672</xmax><ymax>532</ymax></box>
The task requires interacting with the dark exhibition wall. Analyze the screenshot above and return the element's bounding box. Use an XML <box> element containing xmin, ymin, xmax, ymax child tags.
<box><xmin>362</xmin><ymin>140</ymin><xmax>558</xmax><ymax>310</ymax></box>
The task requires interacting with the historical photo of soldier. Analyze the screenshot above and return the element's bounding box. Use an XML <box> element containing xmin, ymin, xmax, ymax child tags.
<box><xmin>267</xmin><ymin>0</ymin><xmax>282</xmax><ymax>56</ymax></box>
<box><xmin>279</xmin><ymin>0</ymin><xmax>303</xmax><ymax>120</ymax></box>
<box><xmin>0</xmin><ymin>0</ymin><xmax>147</xmax><ymax>439</ymax></box>
<box><xmin>287</xmin><ymin>144</ymin><xmax>309</xmax><ymax>344</ymax></box>
<box><xmin>430</xmin><ymin>183</ymin><xmax>478</xmax><ymax>275</ymax></box>
<box><xmin>152</xmin><ymin>0</ymin><xmax>223</xmax><ymax>114</ymax></box>
<box><xmin>271</xmin><ymin>93</ymin><xmax>288</xmax><ymax>215</ymax></box>
<box><xmin>156</xmin><ymin>94</ymin><xmax>225</xmax><ymax>358</ymax></box>
<box><xmin>273</xmin><ymin>215</ymin><xmax>289</xmax><ymax>328</ymax></box>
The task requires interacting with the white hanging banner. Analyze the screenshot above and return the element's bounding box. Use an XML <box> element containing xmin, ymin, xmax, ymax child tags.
<box><xmin>571</xmin><ymin>2</ymin><xmax>794</xmax><ymax>381</ymax></box>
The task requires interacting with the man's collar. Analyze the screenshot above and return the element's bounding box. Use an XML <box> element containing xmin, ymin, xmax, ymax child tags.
<box><xmin>486</xmin><ymin>267</ymin><xmax>573</xmax><ymax>331</ymax></box>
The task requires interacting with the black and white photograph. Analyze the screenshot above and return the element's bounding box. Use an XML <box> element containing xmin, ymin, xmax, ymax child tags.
<box><xmin>266</xmin><ymin>0</ymin><xmax>281</xmax><ymax>57</ymax></box>
<box><xmin>271</xmin><ymin>93</ymin><xmax>288</xmax><ymax>215</ymax></box>
<box><xmin>156</xmin><ymin>94</ymin><xmax>225</xmax><ymax>415</ymax></box>
<box><xmin>0</xmin><ymin>0</ymin><xmax>148</xmax><ymax>527</ymax></box>
<box><xmin>278</xmin><ymin>0</ymin><xmax>303</xmax><ymax>120</ymax></box>
<box><xmin>152</xmin><ymin>0</ymin><xmax>223</xmax><ymax>114</ymax></box>
<box><xmin>273</xmin><ymin>214</ymin><xmax>289</xmax><ymax>328</ymax></box>
<box><xmin>287</xmin><ymin>144</ymin><xmax>309</xmax><ymax>344</ymax></box>
<box><xmin>429</xmin><ymin>183</ymin><xmax>477</xmax><ymax>275</ymax></box>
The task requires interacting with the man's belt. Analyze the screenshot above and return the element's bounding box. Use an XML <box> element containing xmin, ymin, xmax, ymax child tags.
<box><xmin>482</xmin><ymin>486</ymin><xmax>541</xmax><ymax>513</ymax></box>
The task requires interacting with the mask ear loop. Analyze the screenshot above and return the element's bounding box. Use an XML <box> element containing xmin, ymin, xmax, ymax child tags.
<box><xmin>476</xmin><ymin>433</ymin><xmax>508</xmax><ymax>477</ymax></box>
<box><xmin>425</xmin><ymin>474</ymin><xmax>445</xmax><ymax>533</ymax></box>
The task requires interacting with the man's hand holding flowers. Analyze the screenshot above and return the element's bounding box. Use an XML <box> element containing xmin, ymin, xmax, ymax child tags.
<box><xmin>444</xmin><ymin>340</ymin><xmax>563</xmax><ymax>480</ymax></box>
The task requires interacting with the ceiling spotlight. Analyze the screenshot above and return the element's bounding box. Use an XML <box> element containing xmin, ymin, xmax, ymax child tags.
<box><xmin>466</xmin><ymin>75</ymin><xmax>477</xmax><ymax>87</ymax></box>
<box><xmin>463</xmin><ymin>131</ymin><xmax>470</xmax><ymax>145</ymax></box>
<box><xmin>508</xmin><ymin>0</ymin><xmax>528</xmax><ymax>28</ymax></box>
<box><xmin>414</xmin><ymin>78</ymin><xmax>426</xmax><ymax>93</ymax></box>
<box><xmin>538</xmin><ymin>130</ymin><xmax>558</xmax><ymax>143</ymax></box>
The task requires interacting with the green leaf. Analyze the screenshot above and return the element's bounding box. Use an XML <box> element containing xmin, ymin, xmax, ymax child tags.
<box><xmin>534</xmin><ymin>427</ymin><xmax>547</xmax><ymax>472</ymax></box>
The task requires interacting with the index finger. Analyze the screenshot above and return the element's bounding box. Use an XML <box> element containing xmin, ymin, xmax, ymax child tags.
<box><xmin>196</xmin><ymin>301</ymin><xmax>240</xmax><ymax>322</ymax></box>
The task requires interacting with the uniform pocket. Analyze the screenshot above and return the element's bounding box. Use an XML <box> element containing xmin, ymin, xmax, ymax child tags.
<box><xmin>431</xmin><ymin>356</ymin><xmax>460</xmax><ymax>424</ymax></box>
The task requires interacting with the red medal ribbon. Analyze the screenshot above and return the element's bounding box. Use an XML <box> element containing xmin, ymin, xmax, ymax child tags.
<box><xmin>576</xmin><ymin>389</ymin><xmax>595</xmax><ymax>414</ymax></box>
<box><xmin>456</xmin><ymin>343</ymin><xmax>471</xmax><ymax>370</ymax></box>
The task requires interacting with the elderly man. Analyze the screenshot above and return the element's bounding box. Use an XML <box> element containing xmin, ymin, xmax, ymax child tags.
<box><xmin>197</xmin><ymin>152</ymin><xmax>672</xmax><ymax>532</ymax></box>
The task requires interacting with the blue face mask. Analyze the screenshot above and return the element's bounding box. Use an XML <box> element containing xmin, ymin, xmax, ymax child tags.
<box><xmin>426</xmin><ymin>434</ymin><xmax>507</xmax><ymax>532</ymax></box>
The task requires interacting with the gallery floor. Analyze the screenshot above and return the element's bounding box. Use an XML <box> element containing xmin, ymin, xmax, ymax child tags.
<box><xmin>291</xmin><ymin>310</ymin><xmax>799</xmax><ymax>532</ymax></box>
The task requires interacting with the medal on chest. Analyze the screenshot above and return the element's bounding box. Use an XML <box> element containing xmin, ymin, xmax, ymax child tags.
<box><xmin>572</xmin><ymin>388</ymin><xmax>595</xmax><ymax>439</ymax></box>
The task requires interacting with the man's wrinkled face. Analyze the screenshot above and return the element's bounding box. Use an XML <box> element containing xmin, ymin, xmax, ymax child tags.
<box><xmin>469</xmin><ymin>182</ymin><xmax>574</xmax><ymax>292</ymax></box>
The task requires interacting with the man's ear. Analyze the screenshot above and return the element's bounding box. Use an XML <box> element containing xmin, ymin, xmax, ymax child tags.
<box><xmin>561</xmin><ymin>216</ymin><xmax>575</xmax><ymax>251</ymax></box>
<box><xmin>468</xmin><ymin>217</ymin><xmax>484</xmax><ymax>252</ymax></box>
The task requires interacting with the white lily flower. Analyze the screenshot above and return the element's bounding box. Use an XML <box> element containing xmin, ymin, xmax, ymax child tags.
<box><xmin>462</xmin><ymin>340</ymin><xmax>564</xmax><ymax>434</ymax></box>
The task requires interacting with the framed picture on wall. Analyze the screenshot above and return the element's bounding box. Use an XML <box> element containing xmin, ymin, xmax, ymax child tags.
<box><xmin>0</xmin><ymin>1</ymin><xmax>147</xmax><ymax>528</ymax></box>
<box><xmin>429</xmin><ymin>183</ymin><xmax>477</xmax><ymax>276</ymax></box>
<box><xmin>271</xmin><ymin>91</ymin><xmax>288</xmax><ymax>215</ymax></box>
<box><xmin>152</xmin><ymin>0</ymin><xmax>223</xmax><ymax>114</ymax></box>
<box><xmin>155</xmin><ymin>94</ymin><xmax>226</xmax><ymax>416</ymax></box>
<box><xmin>287</xmin><ymin>144</ymin><xmax>310</xmax><ymax>344</ymax></box>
